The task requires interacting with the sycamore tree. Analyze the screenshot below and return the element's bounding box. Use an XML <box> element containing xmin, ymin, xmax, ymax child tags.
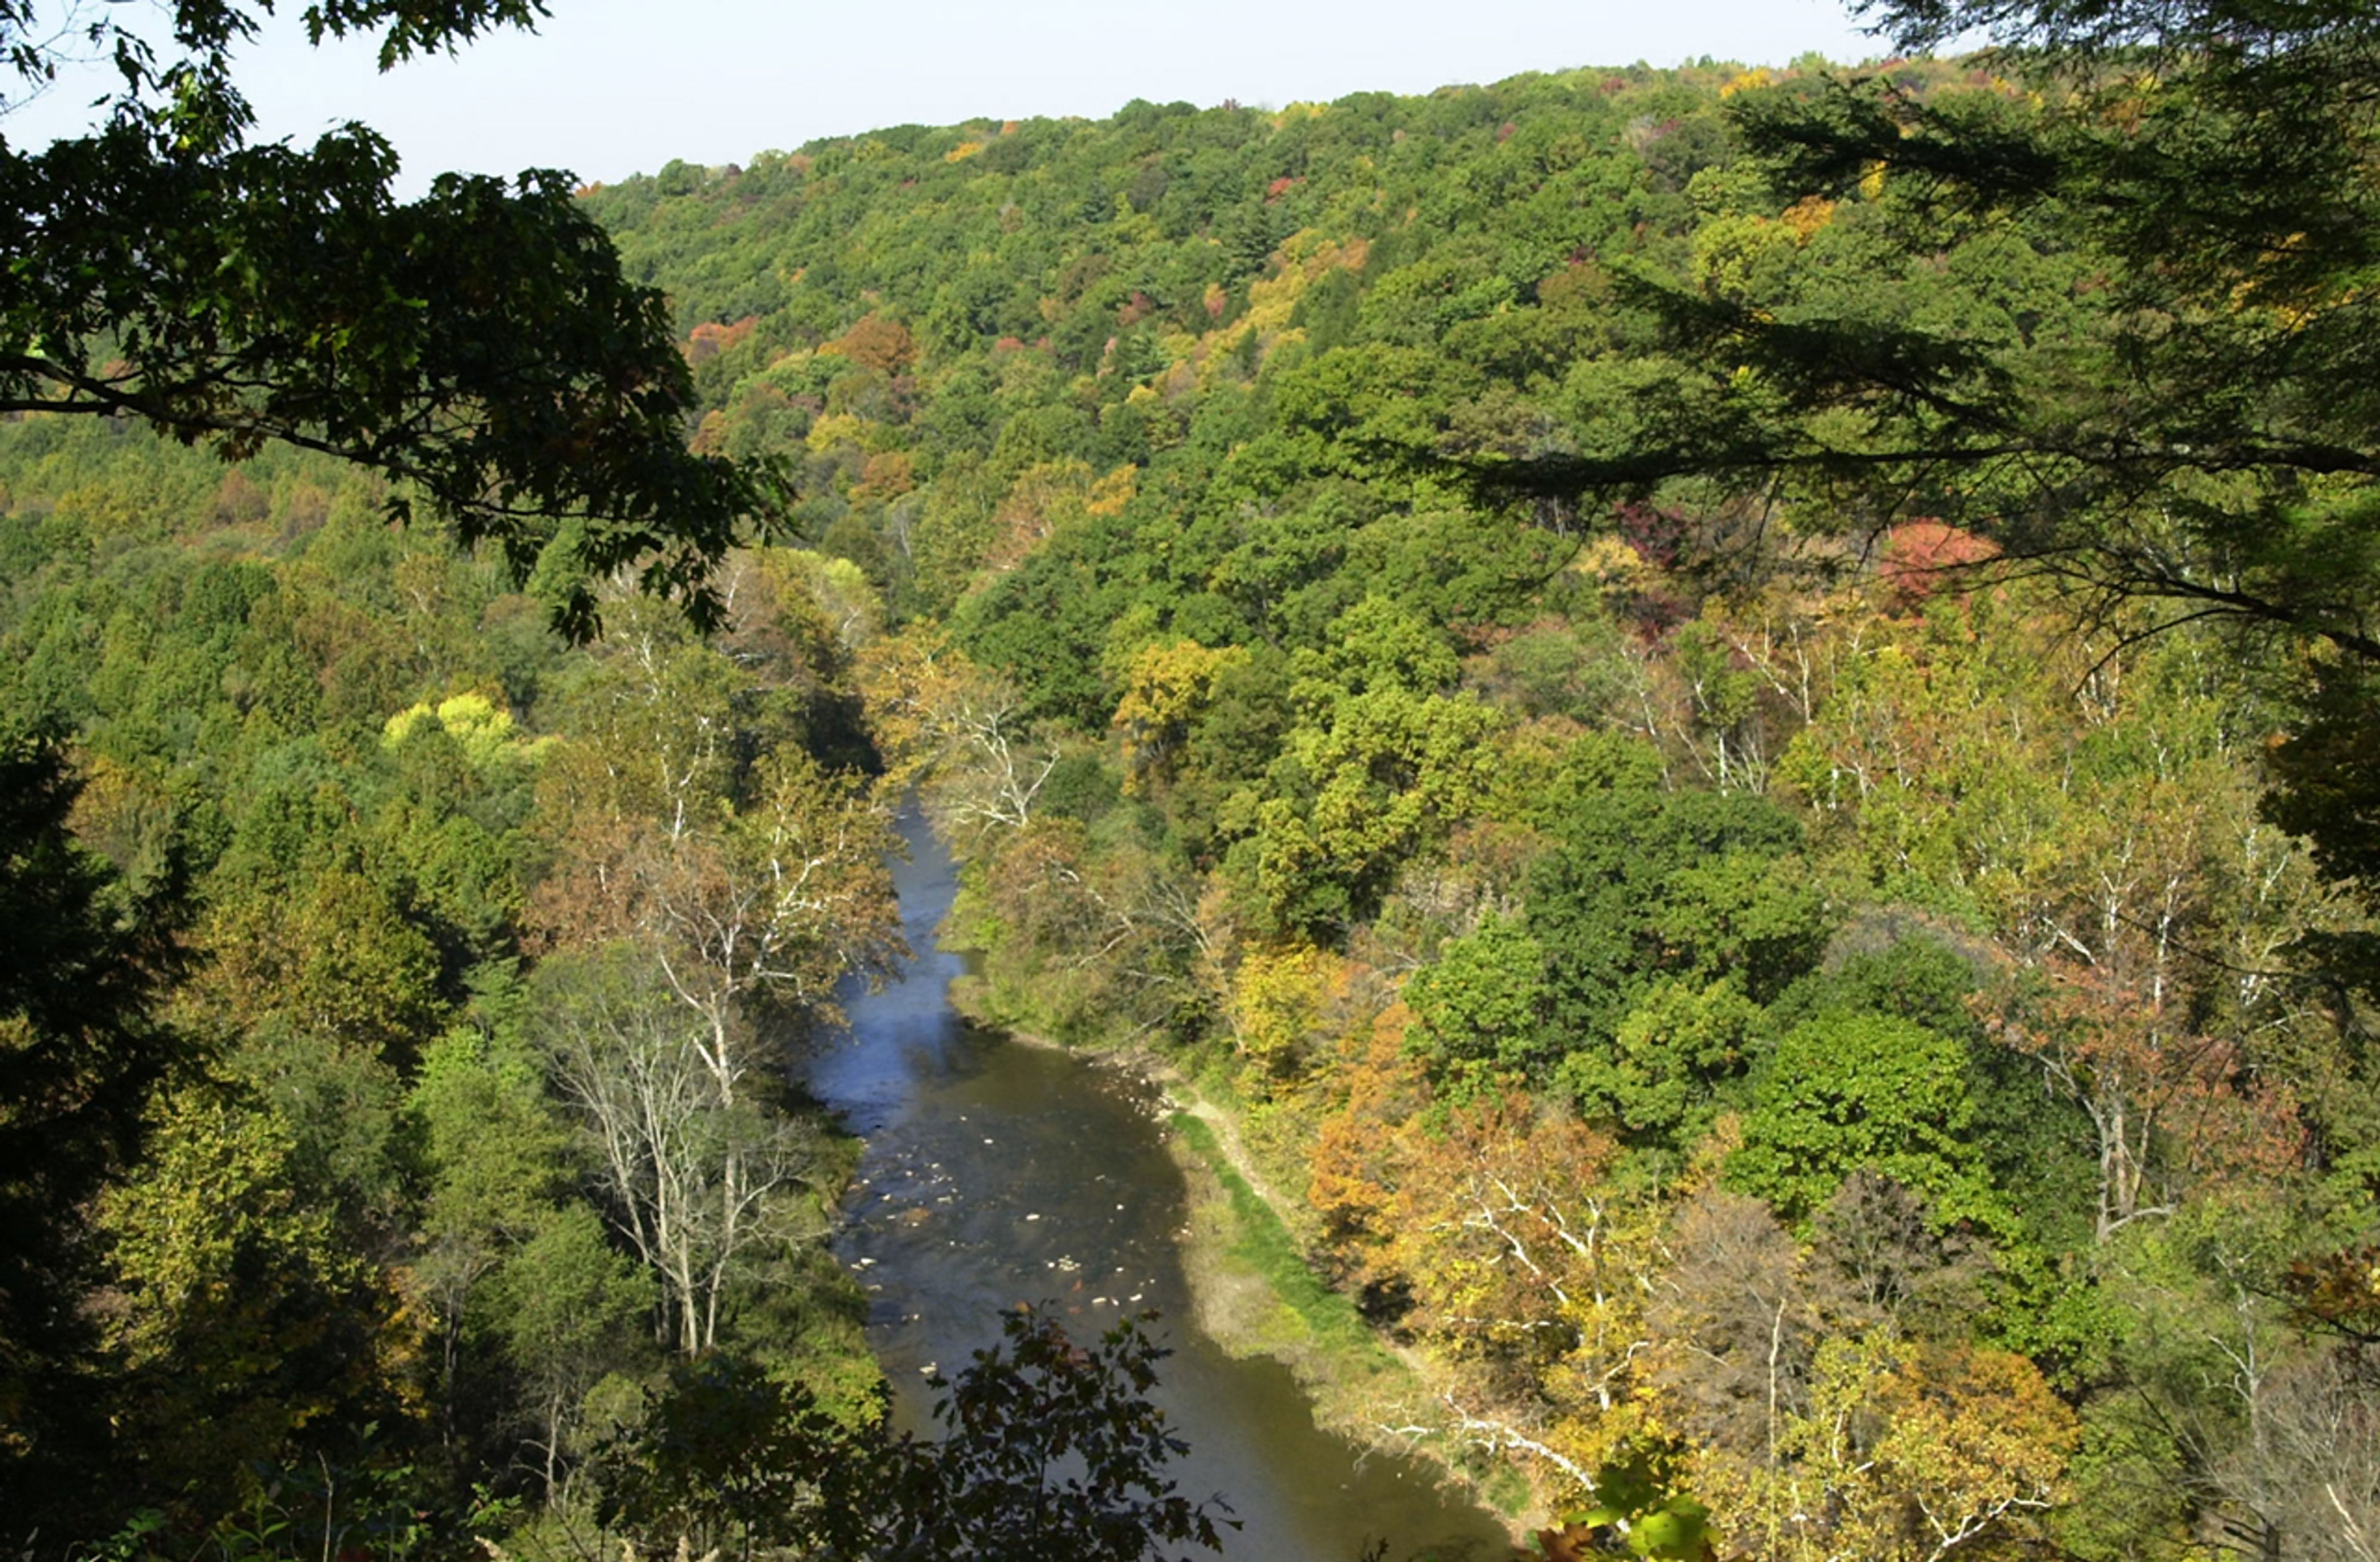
<box><xmin>523</xmin><ymin>605</ymin><xmax>899</xmax><ymax>1357</ymax></box>
<box><xmin>0</xmin><ymin>0</ymin><xmax>764</xmax><ymax>638</ymax></box>
<box><xmin>857</xmin><ymin>624</ymin><xmax>1063</xmax><ymax>847</ymax></box>
<box><xmin>531</xmin><ymin>604</ymin><xmax>905</xmax><ymax>1087</ymax></box>
<box><xmin>530</xmin><ymin>942</ymin><xmax>829</xmax><ymax>1359</ymax></box>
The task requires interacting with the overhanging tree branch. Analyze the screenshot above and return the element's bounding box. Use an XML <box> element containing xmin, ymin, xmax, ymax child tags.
<box><xmin>0</xmin><ymin>2</ymin><xmax>772</xmax><ymax>642</ymax></box>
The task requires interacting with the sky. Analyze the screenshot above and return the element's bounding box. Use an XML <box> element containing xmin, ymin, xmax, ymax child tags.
<box><xmin>7</xmin><ymin>0</ymin><xmax>1889</xmax><ymax>195</ymax></box>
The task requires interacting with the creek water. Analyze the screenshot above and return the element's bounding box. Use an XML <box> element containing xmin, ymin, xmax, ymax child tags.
<box><xmin>806</xmin><ymin>811</ymin><xmax>1513</xmax><ymax>1562</ymax></box>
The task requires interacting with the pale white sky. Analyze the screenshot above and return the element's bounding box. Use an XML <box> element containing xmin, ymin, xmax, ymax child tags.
<box><xmin>7</xmin><ymin>0</ymin><xmax>1887</xmax><ymax>194</ymax></box>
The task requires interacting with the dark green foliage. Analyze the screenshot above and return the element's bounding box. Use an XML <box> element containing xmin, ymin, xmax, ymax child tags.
<box><xmin>1779</xmin><ymin>929</ymin><xmax>2104</xmax><ymax>1252</ymax></box>
<box><xmin>955</xmin><ymin>550</ymin><xmax>1127</xmax><ymax>728</ymax></box>
<box><xmin>2263</xmin><ymin>661</ymin><xmax>2380</xmax><ymax>906</ymax></box>
<box><xmin>600</xmin><ymin>1307</ymin><xmax>1233</xmax><ymax>1562</ymax></box>
<box><xmin>1038</xmin><ymin>752</ymin><xmax>1127</xmax><ymax>825</ymax></box>
<box><xmin>1752</xmin><ymin>925</ymin><xmax>2084</xmax><ymax>1250</ymax></box>
<box><xmin>1559</xmin><ymin>974</ymin><xmax>1771</xmax><ymax>1152</ymax></box>
<box><xmin>95</xmin><ymin>1426</ymin><xmax>472</xmax><ymax>1562</ymax></box>
<box><xmin>1405</xmin><ymin>911</ymin><xmax>1551</xmax><ymax>1097</ymax></box>
<box><xmin>1163</xmin><ymin>643</ymin><xmax>1292</xmax><ymax>862</ymax></box>
<box><xmin>1729</xmin><ymin>1013</ymin><xmax>2001</xmax><ymax>1230</ymax></box>
<box><xmin>0</xmin><ymin>717</ymin><xmax>180</xmax><ymax>1190</ymax></box>
<box><xmin>1</xmin><ymin>2</ymin><xmax>767</xmax><ymax>640</ymax></box>
<box><xmin>0</xmin><ymin>715</ymin><xmax>185</xmax><ymax>1501</ymax></box>
<box><xmin>597</xmin><ymin>1351</ymin><xmax>851</xmax><ymax>1558</ymax></box>
<box><xmin>1773</xmin><ymin>922</ymin><xmax>1986</xmax><ymax>1040</ymax></box>
<box><xmin>1528</xmin><ymin>785</ymin><xmax>1829</xmax><ymax>1050</ymax></box>
<box><xmin>856</xmin><ymin>1307</ymin><xmax>1236</xmax><ymax>1562</ymax></box>
<box><xmin>1965</xmin><ymin>1042</ymin><xmax>2102</xmax><ymax>1258</ymax></box>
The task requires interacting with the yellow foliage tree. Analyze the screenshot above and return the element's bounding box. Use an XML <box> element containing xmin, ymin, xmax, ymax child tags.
<box><xmin>1699</xmin><ymin>1330</ymin><xmax>2079</xmax><ymax>1562</ymax></box>
<box><xmin>1111</xmin><ymin>639</ymin><xmax>1246</xmax><ymax>796</ymax></box>
<box><xmin>1228</xmin><ymin>942</ymin><xmax>1340</xmax><ymax>1082</ymax></box>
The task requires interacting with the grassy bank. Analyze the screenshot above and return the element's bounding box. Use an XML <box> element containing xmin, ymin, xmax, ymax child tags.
<box><xmin>938</xmin><ymin>897</ymin><xmax>1525</xmax><ymax>1522</ymax></box>
<box><xmin>1166</xmin><ymin>1101</ymin><xmax>1535</xmax><ymax>1526</ymax></box>
<box><xmin>1169</xmin><ymin>1111</ymin><xmax>1394</xmax><ymax>1377</ymax></box>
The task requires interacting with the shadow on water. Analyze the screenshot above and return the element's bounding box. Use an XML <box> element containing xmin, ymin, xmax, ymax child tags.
<box><xmin>808</xmin><ymin>811</ymin><xmax>1513</xmax><ymax>1562</ymax></box>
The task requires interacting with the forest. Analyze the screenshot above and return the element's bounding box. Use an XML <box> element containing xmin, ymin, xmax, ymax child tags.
<box><xmin>1</xmin><ymin>0</ymin><xmax>2376</xmax><ymax>1558</ymax></box>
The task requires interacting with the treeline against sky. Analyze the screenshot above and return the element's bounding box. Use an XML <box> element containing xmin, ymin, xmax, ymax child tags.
<box><xmin>1</xmin><ymin>50</ymin><xmax>2375</xmax><ymax>1562</ymax></box>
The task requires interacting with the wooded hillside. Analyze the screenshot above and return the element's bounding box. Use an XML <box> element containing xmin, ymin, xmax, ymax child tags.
<box><xmin>2</xmin><ymin>32</ymin><xmax>2376</xmax><ymax>1562</ymax></box>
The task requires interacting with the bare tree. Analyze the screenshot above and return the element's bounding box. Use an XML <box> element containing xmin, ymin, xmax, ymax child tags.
<box><xmin>532</xmin><ymin>943</ymin><xmax>836</xmax><ymax>1357</ymax></box>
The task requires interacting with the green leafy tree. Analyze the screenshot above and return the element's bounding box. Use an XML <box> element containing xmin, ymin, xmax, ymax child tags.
<box><xmin>1405</xmin><ymin>911</ymin><xmax>1551</xmax><ymax>1098</ymax></box>
<box><xmin>1729</xmin><ymin>1013</ymin><xmax>2002</xmax><ymax>1231</ymax></box>
<box><xmin>0</xmin><ymin>1</ymin><xmax>765</xmax><ymax>637</ymax></box>
<box><xmin>1528</xmin><ymin>784</ymin><xmax>1828</xmax><ymax>1063</ymax></box>
<box><xmin>97</xmin><ymin>1080</ymin><xmax>416</xmax><ymax>1515</ymax></box>
<box><xmin>204</xmin><ymin>863</ymin><xmax>446</xmax><ymax>1060</ymax></box>
<box><xmin>1562</xmin><ymin>974</ymin><xmax>1769</xmax><ymax>1150</ymax></box>
<box><xmin>1240</xmin><ymin>598</ymin><xmax>1504</xmax><ymax>935</ymax></box>
<box><xmin>405</xmin><ymin>1007</ymin><xmax>576</xmax><ymax>1461</ymax></box>
<box><xmin>485</xmin><ymin>1204</ymin><xmax>653</xmax><ymax>1506</ymax></box>
<box><xmin>0</xmin><ymin>719</ymin><xmax>184</xmax><ymax>1514</ymax></box>
<box><xmin>374</xmin><ymin>706</ymin><xmax>539</xmax><ymax>986</ymax></box>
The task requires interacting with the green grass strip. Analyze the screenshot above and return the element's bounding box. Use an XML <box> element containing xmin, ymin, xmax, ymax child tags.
<box><xmin>1170</xmin><ymin>1111</ymin><xmax>1389</xmax><ymax>1367</ymax></box>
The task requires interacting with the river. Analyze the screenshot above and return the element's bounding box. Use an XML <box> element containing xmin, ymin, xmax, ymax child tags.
<box><xmin>807</xmin><ymin>811</ymin><xmax>1514</xmax><ymax>1562</ymax></box>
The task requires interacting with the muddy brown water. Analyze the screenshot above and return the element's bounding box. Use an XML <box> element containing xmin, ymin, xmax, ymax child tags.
<box><xmin>808</xmin><ymin>811</ymin><xmax>1512</xmax><ymax>1562</ymax></box>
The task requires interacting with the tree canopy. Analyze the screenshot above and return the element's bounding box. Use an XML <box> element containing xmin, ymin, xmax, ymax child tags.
<box><xmin>1458</xmin><ymin>0</ymin><xmax>2380</xmax><ymax>656</ymax></box>
<box><xmin>4</xmin><ymin>11</ymin><xmax>2379</xmax><ymax>1558</ymax></box>
<box><xmin>0</xmin><ymin>0</ymin><xmax>763</xmax><ymax>638</ymax></box>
